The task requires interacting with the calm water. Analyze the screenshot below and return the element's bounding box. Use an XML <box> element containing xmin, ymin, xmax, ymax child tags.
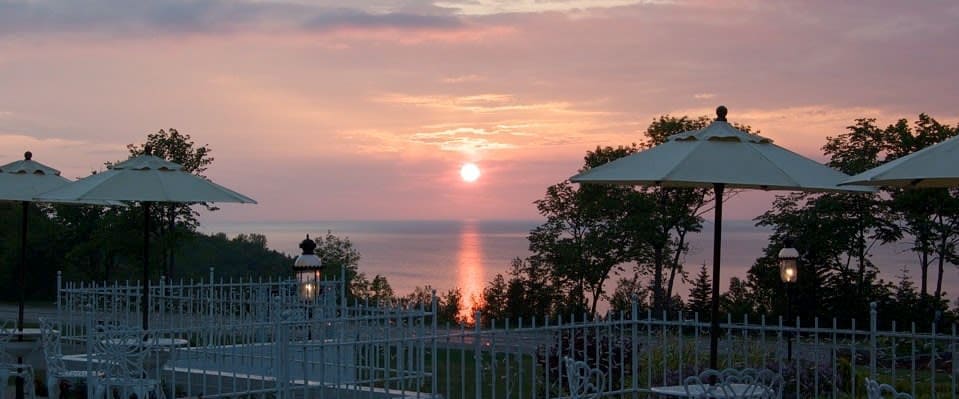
<box><xmin>199</xmin><ymin>220</ymin><xmax>956</xmax><ymax>312</ymax></box>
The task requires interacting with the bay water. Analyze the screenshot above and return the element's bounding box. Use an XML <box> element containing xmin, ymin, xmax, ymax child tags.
<box><xmin>199</xmin><ymin>219</ymin><xmax>951</xmax><ymax>312</ymax></box>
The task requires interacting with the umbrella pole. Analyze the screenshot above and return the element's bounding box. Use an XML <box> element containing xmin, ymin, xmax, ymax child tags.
<box><xmin>15</xmin><ymin>201</ymin><xmax>27</xmax><ymax>399</ymax></box>
<box><xmin>709</xmin><ymin>183</ymin><xmax>724</xmax><ymax>370</ymax></box>
<box><xmin>143</xmin><ymin>202</ymin><xmax>151</xmax><ymax>331</ymax></box>
<box><xmin>18</xmin><ymin>201</ymin><xmax>26</xmax><ymax>333</ymax></box>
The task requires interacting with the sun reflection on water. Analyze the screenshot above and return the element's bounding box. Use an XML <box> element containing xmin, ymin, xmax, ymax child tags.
<box><xmin>457</xmin><ymin>221</ymin><xmax>483</xmax><ymax>322</ymax></box>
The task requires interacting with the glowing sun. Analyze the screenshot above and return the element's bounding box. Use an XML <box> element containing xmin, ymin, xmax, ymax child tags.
<box><xmin>460</xmin><ymin>163</ymin><xmax>481</xmax><ymax>182</ymax></box>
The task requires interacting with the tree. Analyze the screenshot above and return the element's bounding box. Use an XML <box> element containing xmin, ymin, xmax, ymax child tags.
<box><xmin>687</xmin><ymin>263</ymin><xmax>711</xmax><ymax>318</ymax></box>
<box><xmin>721</xmin><ymin>277</ymin><xmax>754</xmax><ymax>319</ymax></box>
<box><xmin>629</xmin><ymin>116</ymin><xmax>709</xmax><ymax>313</ymax></box>
<box><xmin>437</xmin><ymin>288</ymin><xmax>464</xmax><ymax>325</ymax></box>
<box><xmin>476</xmin><ymin>257</ymin><xmax>560</xmax><ymax>324</ymax></box>
<box><xmin>608</xmin><ymin>277</ymin><xmax>649</xmax><ymax>317</ymax></box>
<box><xmin>821</xmin><ymin>118</ymin><xmax>897</xmax><ymax>297</ymax></box>
<box><xmin>881</xmin><ymin>115</ymin><xmax>959</xmax><ymax>299</ymax></box>
<box><xmin>528</xmin><ymin>145</ymin><xmax>651</xmax><ymax>316</ymax></box>
<box><xmin>127</xmin><ymin>128</ymin><xmax>215</xmax><ymax>279</ymax></box>
<box><xmin>311</xmin><ymin>230</ymin><xmax>362</xmax><ymax>300</ymax></box>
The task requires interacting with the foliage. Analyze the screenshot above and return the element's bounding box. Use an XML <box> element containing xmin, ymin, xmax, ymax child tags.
<box><xmin>880</xmin><ymin>115</ymin><xmax>959</xmax><ymax>299</ymax></box>
<box><xmin>476</xmin><ymin>257</ymin><xmax>561</xmax><ymax>325</ymax></box>
<box><xmin>398</xmin><ymin>285</ymin><xmax>465</xmax><ymax>325</ymax></box>
<box><xmin>351</xmin><ymin>273</ymin><xmax>395</xmax><ymax>305</ymax></box>
<box><xmin>310</xmin><ymin>230</ymin><xmax>362</xmax><ymax>299</ymax></box>
<box><xmin>170</xmin><ymin>232</ymin><xmax>291</xmax><ymax>280</ymax></box>
<box><xmin>768</xmin><ymin>361</ymin><xmax>844</xmax><ymax>398</ymax></box>
<box><xmin>749</xmin><ymin>114</ymin><xmax>959</xmax><ymax>325</ymax></box>
<box><xmin>528</xmin><ymin>151</ymin><xmax>646</xmax><ymax>315</ymax></box>
<box><xmin>535</xmin><ymin>327</ymin><xmax>635</xmax><ymax>397</ymax></box>
<box><xmin>608</xmin><ymin>276</ymin><xmax>650</xmax><ymax>317</ymax></box>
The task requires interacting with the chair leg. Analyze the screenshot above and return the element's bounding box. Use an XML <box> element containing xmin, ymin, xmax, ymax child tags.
<box><xmin>46</xmin><ymin>376</ymin><xmax>59</xmax><ymax>399</ymax></box>
<box><xmin>0</xmin><ymin>369</ymin><xmax>9</xmax><ymax>399</ymax></box>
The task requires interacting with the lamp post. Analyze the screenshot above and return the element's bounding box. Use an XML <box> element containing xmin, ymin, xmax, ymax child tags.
<box><xmin>779</xmin><ymin>243</ymin><xmax>799</xmax><ymax>361</ymax></box>
<box><xmin>294</xmin><ymin>235</ymin><xmax>323</xmax><ymax>302</ymax></box>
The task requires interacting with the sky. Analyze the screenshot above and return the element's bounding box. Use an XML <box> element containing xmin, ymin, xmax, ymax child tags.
<box><xmin>1</xmin><ymin>0</ymin><xmax>957</xmax><ymax>222</ymax></box>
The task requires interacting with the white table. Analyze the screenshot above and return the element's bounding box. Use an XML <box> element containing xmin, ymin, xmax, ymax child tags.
<box><xmin>651</xmin><ymin>383</ymin><xmax>771</xmax><ymax>398</ymax></box>
<box><xmin>3</xmin><ymin>328</ymin><xmax>44</xmax><ymax>357</ymax></box>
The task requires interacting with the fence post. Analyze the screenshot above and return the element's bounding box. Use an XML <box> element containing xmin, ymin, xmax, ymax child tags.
<box><xmin>870</xmin><ymin>301</ymin><xmax>877</xmax><ymax>378</ymax></box>
<box><xmin>84</xmin><ymin>304</ymin><xmax>94</xmax><ymax>399</ymax></box>
<box><xmin>431</xmin><ymin>290</ymin><xmax>438</xmax><ymax>396</ymax></box>
<box><xmin>208</xmin><ymin>267</ymin><xmax>215</xmax><ymax>347</ymax></box>
<box><xmin>276</xmin><ymin>306</ymin><xmax>292</xmax><ymax>399</ymax></box>
<box><xmin>631</xmin><ymin>295</ymin><xmax>638</xmax><ymax>399</ymax></box>
<box><xmin>475</xmin><ymin>310</ymin><xmax>482</xmax><ymax>399</ymax></box>
<box><xmin>56</xmin><ymin>270</ymin><xmax>62</xmax><ymax>323</ymax></box>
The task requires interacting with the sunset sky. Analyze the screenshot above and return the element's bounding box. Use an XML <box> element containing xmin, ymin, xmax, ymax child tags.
<box><xmin>1</xmin><ymin>0</ymin><xmax>957</xmax><ymax>222</ymax></box>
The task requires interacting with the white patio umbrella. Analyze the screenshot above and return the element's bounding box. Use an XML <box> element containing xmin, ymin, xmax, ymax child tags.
<box><xmin>570</xmin><ymin>106</ymin><xmax>872</xmax><ymax>369</ymax></box>
<box><xmin>0</xmin><ymin>152</ymin><xmax>121</xmax><ymax>334</ymax></box>
<box><xmin>842</xmin><ymin>134</ymin><xmax>959</xmax><ymax>188</ymax></box>
<box><xmin>36</xmin><ymin>150</ymin><xmax>256</xmax><ymax>330</ymax></box>
<box><xmin>0</xmin><ymin>152</ymin><xmax>72</xmax><ymax>335</ymax></box>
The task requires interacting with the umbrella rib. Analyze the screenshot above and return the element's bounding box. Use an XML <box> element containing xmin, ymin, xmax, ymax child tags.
<box><xmin>660</xmin><ymin>145</ymin><xmax>703</xmax><ymax>185</ymax></box>
<box><xmin>749</xmin><ymin>145</ymin><xmax>803</xmax><ymax>189</ymax></box>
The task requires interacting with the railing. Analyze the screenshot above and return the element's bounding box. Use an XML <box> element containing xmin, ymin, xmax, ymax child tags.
<box><xmin>56</xmin><ymin>274</ymin><xmax>959</xmax><ymax>399</ymax></box>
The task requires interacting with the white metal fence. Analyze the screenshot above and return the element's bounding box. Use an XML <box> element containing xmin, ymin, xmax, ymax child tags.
<box><xmin>56</xmin><ymin>273</ymin><xmax>958</xmax><ymax>399</ymax></box>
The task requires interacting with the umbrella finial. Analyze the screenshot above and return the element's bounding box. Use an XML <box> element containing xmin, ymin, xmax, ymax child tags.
<box><xmin>144</xmin><ymin>145</ymin><xmax>152</xmax><ymax>156</ymax></box>
<box><xmin>24</xmin><ymin>151</ymin><xmax>32</xmax><ymax>161</ymax></box>
<box><xmin>716</xmin><ymin>106</ymin><xmax>728</xmax><ymax>122</ymax></box>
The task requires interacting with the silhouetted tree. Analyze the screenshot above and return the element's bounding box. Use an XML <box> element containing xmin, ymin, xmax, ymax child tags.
<box><xmin>687</xmin><ymin>263</ymin><xmax>712</xmax><ymax>319</ymax></box>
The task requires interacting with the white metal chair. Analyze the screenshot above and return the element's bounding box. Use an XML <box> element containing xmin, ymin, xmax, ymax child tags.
<box><xmin>683</xmin><ymin>369</ymin><xmax>725</xmax><ymax>399</ymax></box>
<box><xmin>865</xmin><ymin>378</ymin><xmax>914</xmax><ymax>399</ymax></box>
<box><xmin>90</xmin><ymin>325</ymin><xmax>164</xmax><ymax>399</ymax></box>
<box><xmin>0</xmin><ymin>321</ymin><xmax>36</xmax><ymax>399</ymax></box>
<box><xmin>563</xmin><ymin>356</ymin><xmax>606</xmax><ymax>399</ymax></box>
<box><xmin>38</xmin><ymin>317</ymin><xmax>100</xmax><ymax>399</ymax></box>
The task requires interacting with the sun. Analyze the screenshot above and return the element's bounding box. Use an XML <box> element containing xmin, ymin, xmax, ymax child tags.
<box><xmin>460</xmin><ymin>163</ymin><xmax>481</xmax><ymax>183</ymax></box>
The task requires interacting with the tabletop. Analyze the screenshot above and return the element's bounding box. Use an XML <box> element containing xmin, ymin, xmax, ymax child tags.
<box><xmin>3</xmin><ymin>328</ymin><xmax>44</xmax><ymax>338</ymax></box>
<box><xmin>651</xmin><ymin>383</ymin><xmax>771</xmax><ymax>398</ymax></box>
<box><xmin>102</xmin><ymin>337</ymin><xmax>189</xmax><ymax>349</ymax></box>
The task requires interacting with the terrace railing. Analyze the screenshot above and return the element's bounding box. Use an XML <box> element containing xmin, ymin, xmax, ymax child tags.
<box><xmin>56</xmin><ymin>273</ymin><xmax>959</xmax><ymax>399</ymax></box>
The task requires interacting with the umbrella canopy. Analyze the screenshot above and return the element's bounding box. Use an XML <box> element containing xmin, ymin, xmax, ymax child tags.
<box><xmin>35</xmin><ymin>154</ymin><xmax>256</xmax><ymax>203</ymax></box>
<box><xmin>37</xmin><ymin>152</ymin><xmax>257</xmax><ymax>330</ymax></box>
<box><xmin>842</xmin><ymin>134</ymin><xmax>959</xmax><ymax>188</ymax></box>
<box><xmin>0</xmin><ymin>151</ymin><xmax>121</xmax><ymax>346</ymax></box>
<box><xmin>0</xmin><ymin>152</ymin><xmax>70</xmax><ymax>334</ymax></box>
<box><xmin>0</xmin><ymin>152</ymin><xmax>70</xmax><ymax>199</ymax></box>
<box><xmin>571</xmin><ymin>106</ymin><xmax>871</xmax><ymax>369</ymax></box>
<box><xmin>571</xmin><ymin>111</ymin><xmax>868</xmax><ymax>191</ymax></box>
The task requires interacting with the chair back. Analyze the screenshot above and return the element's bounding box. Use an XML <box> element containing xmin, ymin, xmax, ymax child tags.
<box><xmin>865</xmin><ymin>378</ymin><xmax>914</xmax><ymax>399</ymax></box>
<box><xmin>91</xmin><ymin>325</ymin><xmax>149</xmax><ymax>379</ymax></box>
<box><xmin>683</xmin><ymin>369</ymin><xmax>724</xmax><ymax>398</ymax></box>
<box><xmin>685</xmin><ymin>368</ymin><xmax>783</xmax><ymax>399</ymax></box>
<box><xmin>563</xmin><ymin>356</ymin><xmax>606</xmax><ymax>399</ymax></box>
<box><xmin>38</xmin><ymin>317</ymin><xmax>67</xmax><ymax>374</ymax></box>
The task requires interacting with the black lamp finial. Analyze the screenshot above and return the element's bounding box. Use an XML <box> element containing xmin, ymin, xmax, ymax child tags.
<box><xmin>299</xmin><ymin>234</ymin><xmax>317</xmax><ymax>255</ymax></box>
<box><xmin>24</xmin><ymin>151</ymin><xmax>32</xmax><ymax>161</ymax></box>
